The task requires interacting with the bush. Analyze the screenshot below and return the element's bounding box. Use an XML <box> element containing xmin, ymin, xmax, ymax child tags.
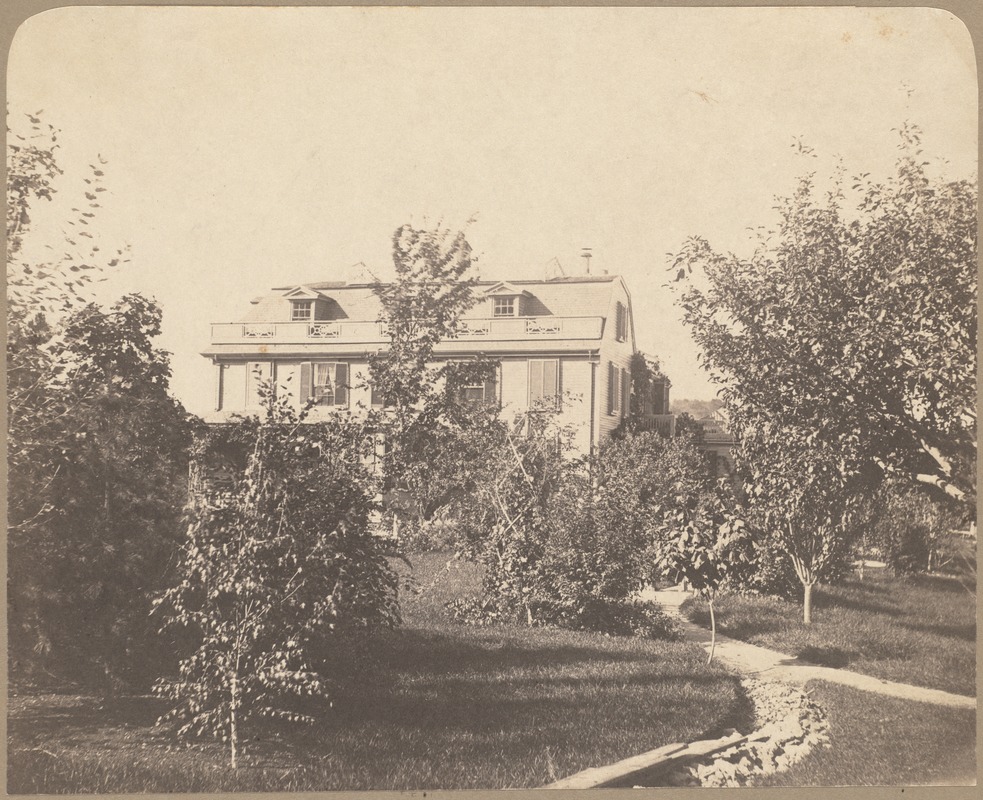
<box><xmin>446</xmin><ymin>595</ymin><xmax>680</xmax><ymax>641</ymax></box>
<box><xmin>870</xmin><ymin>483</ymin><xmax>963</xmax><ymax>576</ymax></box>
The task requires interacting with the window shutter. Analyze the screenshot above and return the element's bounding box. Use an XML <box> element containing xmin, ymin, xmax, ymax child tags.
<box><xmin>334</xmin><ymin>363</ymin><xmax>349</xmax><ymax>406</ymax></box>
<box><xmin>529</xmin><ymin>360</ymin><xmax>543</xmax><ymax>405</ymax></box>
<box><xmin>484</xmin><ymin>375</ymin><xmax>497</xmax><ymax>405</ymax></box>
<box><xmin>607</xmin><ymin>362</ymin><xmax>615</xmax><ymax>414</ymax></box>
<box><xmin>300</xmin><ymin>362</ymin><xmax>312</xmax><ymax>403</ymax></box>
<box><xmin>544</xmin><ymin>359</ymin><xmax>558</xmax><ymax>408</ymax></box>
<box><xmin>371</xmin><ymin>381</ymin><xmax>383</xmax><ymax>407</ymax></box>
<box><xmin>621</xmin><ymin>367</ymin><xmax>630</xmax><ymax>418</ymax></box>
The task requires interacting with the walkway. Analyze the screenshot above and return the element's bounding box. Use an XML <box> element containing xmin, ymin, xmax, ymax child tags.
<box><xmin>646</xmin><ymin>588</ymin><xmax>976</xmax><ymax>711</ymax></box>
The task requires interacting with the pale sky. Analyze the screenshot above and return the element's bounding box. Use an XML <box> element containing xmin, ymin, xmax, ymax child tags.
<box><xmin>8</xmin><ymin>6</ymin><xmax>977</xmax><ymax>415</ymax></box>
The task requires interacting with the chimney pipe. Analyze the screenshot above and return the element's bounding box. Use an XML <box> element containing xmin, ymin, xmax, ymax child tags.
<box><xmin>581</xmin><ymin>247</ymin><xmax>593</xmax><ymax>275</ymax></box>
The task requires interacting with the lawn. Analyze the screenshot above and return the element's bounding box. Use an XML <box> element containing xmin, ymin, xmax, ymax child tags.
<box><xmin>9</xmin><ymin>551</ymin><xmax>747</xmax><ymax>792</ymax></box>
<box><xmin>681</xmin><ymin>568</ymin><xmax>976</xmax><ymax>696</ymax></box>
<box><xmin>757</xmin><ymin>680</ymin><xmax>976</xmax><ymax>786</ymax></box>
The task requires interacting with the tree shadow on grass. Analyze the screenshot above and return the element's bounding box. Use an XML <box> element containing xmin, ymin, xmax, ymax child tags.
<box><xmin>896</xmin><ymin>619</ymin><xmax>977</xmax><ymax>643</ymax></box>
<box><xmin>794</xmin><ymin>645</ymin><xmax>857</xmax><ymax>669</ymax></box>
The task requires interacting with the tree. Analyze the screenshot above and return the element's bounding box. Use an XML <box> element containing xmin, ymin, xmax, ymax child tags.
<box><xmin>154</xmin><ymin>385</ymin><xmax>398</xmax><ymax>768</ymax></box>
<box><xmin>368</xmin><ymin>223</ymin><xmax>499</xmax><ymax>535</ymax></box>
<box><xmin>738</xmin><ymin>423</ymin><xmax>863</xmax><ymax>623</ymax></box>
<box><xmin>8</xmin><ymin>295</ymin><xmax>193</xmax><ymax>683</ymax></box>
<box><xmin>653</xmin><ymin>479</ymin><xmax>750</xmax><ymax>662</ymax></box>
<box><xmin>671</xmin><ymin>125</ymin><xmax>976</xmax><ymax>513</ymax></box>
<box><xmin>6</xmin><ymin>114</ymin><xmax>183</xmax><ymax>685</ymax></box>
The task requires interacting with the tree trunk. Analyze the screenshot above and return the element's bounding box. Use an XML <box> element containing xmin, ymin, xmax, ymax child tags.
<box><xmin>230</xmin><ymin>671</ymin><xmax>239</xmax><ymax>769</ymax></box>
<box><xmin>707</xmin><ymin>599</ymin><xmax>717</xmax><ymax>665</ymax></box>
<box><xmin>803</xmin><ymin>582</ymin><xmax>813</xmax><ymax>625</ymax></box>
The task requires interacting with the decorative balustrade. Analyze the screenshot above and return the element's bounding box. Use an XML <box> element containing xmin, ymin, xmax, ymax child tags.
<box><xmin>634</xmin><ymin>414</ymin><xmax>676</xmax><ymax>437</ymax></box>
<box><xmin>212</xmin><ymin>316</ymin><xmax>603</xmax><ymax>345</ymax></box>
<box><xmin>242</xmin><ymin>323</ymin><xmax>275</xmax><ymax>338</ymax></box>
<box><xmin>307</xmin><ymin>322</ymin><xmax>340</xmax><ymax>338</ymax></box>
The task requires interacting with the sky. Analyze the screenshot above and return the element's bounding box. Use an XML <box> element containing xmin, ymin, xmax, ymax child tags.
<box><xmin>7</xmin><ymin>6</ymin><xmax>978</xmax><ymax>416</ymax></box>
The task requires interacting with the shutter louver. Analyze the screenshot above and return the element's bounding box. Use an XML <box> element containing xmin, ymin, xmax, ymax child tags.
<box><xmin>335</xmin><ymin>363</ymin><xmax>349</xmax><ymax>406</ymax></box>
<box><xmin>544</xmin><ymin>359</ymin><xmax>558</xmax><ymax>409</ymax></box>
<box><xmin>529</xmin><ymin>360</ymin><xmax>543</xmax><ymax>406</ymax></box>
<box><xmin>607</xmin><ymin>362</ymin><xmax>615</xmax><ymax>414</ymax></box>
<box><xmin>300</xmin><ymin>362</ymin><xmax>312</xmax><ymax>403</ymax></box>
<box><xmin>622</xmin><ymin>368</ymin><xmax>629</xmax><ymax>418</ymax></box>
<box><xmin>484</xmin><ymin>376</ymin><xmax>497</xmax><ymax>405</ymax></box>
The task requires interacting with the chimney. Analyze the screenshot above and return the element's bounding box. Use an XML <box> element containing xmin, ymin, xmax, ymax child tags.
<box><xmin>580</xmin><ymin>247</ymin><xmax>593</xmax><ymax>275</ymax></box>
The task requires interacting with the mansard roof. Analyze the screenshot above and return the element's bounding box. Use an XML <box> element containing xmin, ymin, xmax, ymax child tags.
<box><xmin>241</xmin><ymin>274</ymin><xmax>623</xmax><ymax>323</ymax></box>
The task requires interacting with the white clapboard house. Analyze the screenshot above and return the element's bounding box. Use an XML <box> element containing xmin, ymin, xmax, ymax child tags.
<box><xmin>202</xmin><ymin>274</ymin><xmax>673</xmax><ymax>455</ymax></box>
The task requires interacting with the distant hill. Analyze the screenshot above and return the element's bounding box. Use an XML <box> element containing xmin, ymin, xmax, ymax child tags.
<box><xmin>671</xmin><ymin>397</ymin><xmax>724</xmax><ymax>419</ymax></box>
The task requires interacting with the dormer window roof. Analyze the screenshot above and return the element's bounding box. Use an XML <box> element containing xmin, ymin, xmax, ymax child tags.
<box><xmin>284</xmin><ymin>286</ymin><xmax>333</xmax><ymax>322</ymax></box>
<box><xmin>484</xmin><ymin>282</ymin><xmax>533</xmax><ymax>317</ymax></box>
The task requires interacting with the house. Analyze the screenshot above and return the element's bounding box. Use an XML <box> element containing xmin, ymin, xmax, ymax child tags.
<box><xmin>201</xmin><ymin>274</ymin><xmax>673</xmax><ymax>455</ymax></box>
<box><xmin>697</xmin><ymin>408</ymin><xmax>735</xmax><ymax>476</ymax></box>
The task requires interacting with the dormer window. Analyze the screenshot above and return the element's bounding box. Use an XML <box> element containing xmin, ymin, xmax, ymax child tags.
<box><xmin>291</xmin><ymin>300</ymin><xmax>314</xmax><ymax>321</ymax></box>
<box><xmin>494</xmin><ymin>297</ymin><xmax>517</xmax><ymax>317</ymax></box>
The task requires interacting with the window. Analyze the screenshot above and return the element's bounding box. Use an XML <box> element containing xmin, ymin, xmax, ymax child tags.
<box><xmin>291</xmin><ymin>300</ymin><xmax>313</xmax><ymax>321</ymax></box>
<box><xmin>614</xmin><ymin>302</ymin><xmax>628</xmax><ymax>342</ymax></box>
<box><xmin>529</xmin><ymin>359</ymin><xmax>560</xmax><ymax>409</ymax></box>
<box><xmin>494</xmin><ymin>296</ymin><xmax>516</xmax><ymax>317</ymax></box>
<box><xmin>460</xmin><ymin>376</ymin><xmax>498</xmax><ymax>406</ymax></box>
<box><xmin>300</xmin><ymin>361</ymin><xmax>348</xmax><ymax>407</ymax></box>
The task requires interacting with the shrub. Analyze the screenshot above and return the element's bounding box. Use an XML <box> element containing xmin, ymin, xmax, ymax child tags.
<box><xmin>154</xmin><ymin>385</ymin><xmax>398</xmax><ymax>767</ymax></box>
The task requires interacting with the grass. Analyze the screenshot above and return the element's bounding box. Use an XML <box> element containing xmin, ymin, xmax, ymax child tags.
<box><xmin>681</xmin><ymin>568</ymin><xmax>976</xmax><ymax>696</ymax></box>
<box><xmin>9</xmin><ymin>551</ymin><xmax>747</xmax><ymax>792</ymax></box>
<box><xmin>757</xmin><ymin>680</ymin><xmax>976</xmax><ymax>786</ymax></box>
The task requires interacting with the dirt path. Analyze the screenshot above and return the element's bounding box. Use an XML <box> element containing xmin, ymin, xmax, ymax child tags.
<box><xmin>648</xmin><ymin>588</ymin><xmax>976</xmax><ymax>711</ymax></box>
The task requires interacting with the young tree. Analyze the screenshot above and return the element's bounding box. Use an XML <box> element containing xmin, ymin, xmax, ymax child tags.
<box><xmin>671</xmin><ymin>126</ymin><xmax>976</xmax><ymax>513</ymax></box>
<box><xmin>739</xmin><ymin>423</ymin><xmax>863</xmax><ymax>623</ymax></box>
<box><xmin>653</xmin><ymin>479</ymin><xmax>750</xmax><ymax>662</ymax></box>
<box><xmin>368</xmin><ymin>223</ymin><xmax>499</xmax><ymax>535</ymax></box>
<box><xmin>154</xmin><ymin>385</ymin><xmax>398</xmax><ymax>767</ymax></box>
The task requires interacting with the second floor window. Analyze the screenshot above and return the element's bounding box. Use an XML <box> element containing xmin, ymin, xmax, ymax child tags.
<box><xmin>291</xmin><ymin>300</ymin><xmax>313</xmax><ymax>321</ymax></box>
<box><xmin>494</xmin><ymin>297</ymin><xmax>516</xmax><ymax>317</ymax></box>
<box><xmin>614</xmin><ymin>301</ymin><xmax>628</xmax><ymax>342</ymax></box>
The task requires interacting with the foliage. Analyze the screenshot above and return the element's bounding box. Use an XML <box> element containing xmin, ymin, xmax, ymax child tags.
<box><xmin>367</xmin><ymin>223</ymin><xmax>500</xmax><ymax>534</ymax></box>
<box><xmin>671</xmin><ymin>125</ymin><xmax>977</xmax><ymax>511</ymax></box>
<box><xmin>154</xmin><ymin>385</ymin><xmax>398</xmax><ymax>767</ymax></box>
<box><xmin>615</xmin><ymin>352</ymin><xmax>672</xmax><ymax>436</ymax></box>
<box><xmin>452</xmin><ymin>412</ymin><xmax>572</xmax><ymax>624</ymax></box>
<box><xmin>453</xmin><ymin>423</ymin><xmax>695</xmax><ymax>636</ymax></box>
<box><xmin>738</xmin><ymin>423</ymin><xmax>866</xmax><ymax>623</ymax></box>
<box><xmin>867</xmin><ymin>480</ymin><xmax>963</xmax><ymax>576</ymax></box>
<box><xmin>10</xmin><ymin>296</ymin><xmax>193</xmax><ymax>685</ymax></box>
<box><xmin>651</xmin><ymin>474</ymin><xmax>751</xmax><ymax>661</ymax></box>
<box><xmin>6</xmin><ymin>115</ymin><xmax>188</xmax><ymax>687</ymax></box>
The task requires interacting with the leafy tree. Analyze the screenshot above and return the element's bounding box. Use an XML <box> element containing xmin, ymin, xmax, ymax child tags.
<box><xmin>154</xmin><ymin>385</ymin><xmax>398</xmax><ymax>768</ymax></box>
<box><xmin>671</xmin><ymin>125</ymin><xmax>976</xmax><ymax>512</ymax></box>
<box><xmin>738</xmin><ymin>423</ymin><xmax>864</xmax><ymax>623</ymax></box>
<box><xmin>368</xmin><ymin>223</ymin><xmax>499</xmax><ymax>535</ymax></box>
<box><xmin>6</xmin><ymin>114</ymin><xmax>183</xmax><ymax>685</ymax></box>
<box><xmin>12</xmin><ymin>296</ymin><xmax>194</xmax><ymax>683</ymax></box>
<box><xmin>653</xmin><ymin>479</ymin><xmax>750</xmax><ymax>662</ymax></box>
